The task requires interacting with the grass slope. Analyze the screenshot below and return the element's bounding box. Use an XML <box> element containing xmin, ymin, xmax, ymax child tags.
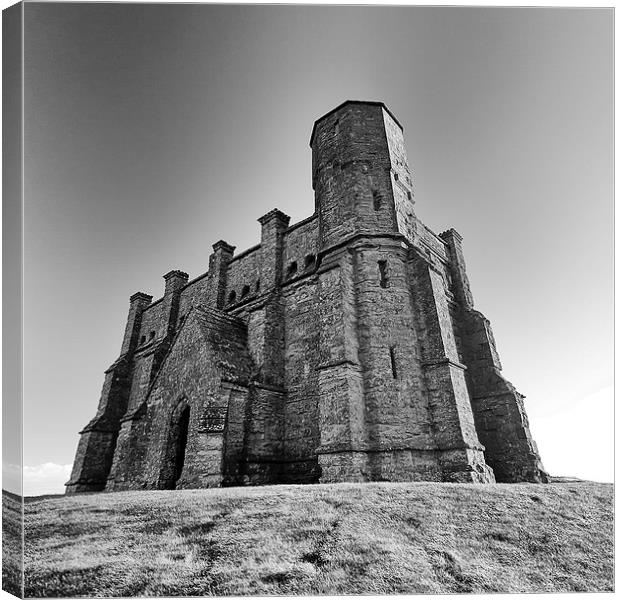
<box><xmin>24</xmin><ymin>481</ymin><xmax>613</xmax><ymax>597</ymax></box>
<box><xmin>2</xmin><ymin>491</ymin><xmax>23</xmax><ymax>597</ymax></box>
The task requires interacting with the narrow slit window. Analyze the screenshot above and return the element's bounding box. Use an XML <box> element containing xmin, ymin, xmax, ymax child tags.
<box><xmin>378</xmin><ymin>260</ymin><xmax>388</xmax><ymax>288</ymax></box>
<box><xmin>373</xmin><ymin>190</ymin><xmax>381</xmax><ymax>211</ymax></box>
<box><xmin>255</xmin><ymin>279</ymin><xmax>260</xmax><ymax>292</ymax></box>
<box><xmin>149</xmin><ymin>331</ymin><xmax>155</xmax><ymax>340</ymax></box>
<box><xmin>287</xmin><ymin>261</ymin><xmax>298</xmax><ymax>279</ymax></box>
<box><xmin>407</xmin><ymin>191</ymin><xmax>412</xmax><ymax>200</ymax></box>
<box><xmin>140</xmin><ymin>335</ymin><xmax>146</xmax><ymax>345</ymax></box>
<box><xmin>389</xmin><ymin>347</ymin><xmax>397</xmax><ymax>379</ymax></box>
<box><xmin>304</xmin><ymin>254</ymin><xmax>316</xmax><ymax>270</ymax></box>
<box><xmin>445</xmin><ymin>268</ymin><xmax>453</xmax><ymax>289</ymax></box>
<box><xmin>241</xmin><ymin>284</ymin><xmax>250</xmax><ymax>298</ymax></box>
<box><xmin>228</xmin><ymin>290</ymin><xmax>236</xmax><ymax>304</ymax></box>
<box><xmin>334</xmin><ymin>119</ymin><xmax>340</xmax><ymax>135</ymax></box>
<box><xmin>394</xmin><ymin>173</ymin><xmax>399</xmax><ymax>181</ymax></box>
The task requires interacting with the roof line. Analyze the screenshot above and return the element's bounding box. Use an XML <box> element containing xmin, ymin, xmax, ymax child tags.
<box><xmin>309</xmin><ymin>100</ymin><xmax>402</xmax><ymax>147</ymax></box>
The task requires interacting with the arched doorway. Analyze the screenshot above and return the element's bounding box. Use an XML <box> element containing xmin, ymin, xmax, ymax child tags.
<box><xmin>160</xmin><ymin>400</ymin><xmax>191</xmax><ymax>490</ymax></box>
<box><xmin>173</xmin><ymin>406</ymin><xmax>190</xmax><ymax>486</ymax></box>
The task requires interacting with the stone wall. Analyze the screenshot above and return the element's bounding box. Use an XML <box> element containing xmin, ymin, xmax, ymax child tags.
<box><xmin>352</xmin><ymin>240</ymin><xmax>438</xmax><ymax>475</ymax></box>
<box><xmin>282</xmin><ymin>216</ymin><xmax>319</xmax><ymax>283</ymax></box>
<box><xmin>383</xmin><ymin>107</ymin><xmax>416</xmax><ymax>243</ymax></box>
<box><xmin>281</xmin><ymin>275</ymin><xmax>321</xmax><ymax>482</ymax></box>
<box><xmin>178</xmin><ymin>272</ymin><xmax>211</xmax><ymax>320</ymax></box>
<box><xmin>243</xmin><ymin>384</ymin><xmax>285</xmax><ymax>484</ymax></box>
<box><xmin>136</xmin><ymin>298</ymin><xmax>167</xmax><ymax>345</ymax></box>
<box><xmin>225</xmin><ymin>245</ymin><xmax>262</xmax><ymax>307</ymax></box>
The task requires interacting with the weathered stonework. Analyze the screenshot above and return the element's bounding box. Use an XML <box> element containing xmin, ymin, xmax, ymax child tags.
<box><xmin>66</xmin><ymin>101</ymin><xmax>548</xmax><ymax>493</ymax></box>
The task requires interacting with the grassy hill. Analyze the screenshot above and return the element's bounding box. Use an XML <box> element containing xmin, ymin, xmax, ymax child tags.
<box><xmin>17</xmin><ymin>481</ymin><xmax>614</xmax><ymax>596</ymax></box>
<box><xmin>2</xmin><ymin>491</ymin><xmax>23</xmax><ymax>597</ymax></box>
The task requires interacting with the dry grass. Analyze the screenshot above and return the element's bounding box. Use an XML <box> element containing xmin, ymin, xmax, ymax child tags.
<box><xmin>21</xmin><ymin>481</ymin><xmax>613</xmax><ymax>597</ymax></box>
<box><xmin>2</xmin><ymin>491</ymin><xmax>23</xmax><ymax>597</ymax></box>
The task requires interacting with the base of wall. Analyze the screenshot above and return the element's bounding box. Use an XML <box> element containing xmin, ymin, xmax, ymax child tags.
<box><xmin>487</xmin><ymin>452</ymin><xmax>550</xmax><ymax>484</ymax></box>
<box><xmin>278</xmin><ymin>459</ymin><xmax>321</xmax><ymax>484</ymax></box>
<box><xmin>242</xmin><ymin>461</ymin><xmax>282</xmax><ymax>486</ymax></box>
<box><xmin>175</xmin><ymin>473</ymin><xmax>223</xmax><ymax>489</ymax></box>
<box><xmin>438</xmin><ymin>447</ymin><xmax>496</xmax><ymax>483</ymax></box>
<box><xmin>317</xmin><ymin>447</ymin><xmax>496</xmax><ymax>484</ymax></box>
<box><xmin>470</xmin><ymin>385</ymin><xmax>549</xmax><ymax>483</ymax></box>
<box><xmin>104</xmin><ymin>480</ymin><xmax>129</xmax><ymax>492</ymax></box>
<box><xmin>318</xmin><ymin>451</ymin><xmax>370</xmax><ymax>483</ymax></box>
<box><xmin>65</xmin><ymin>480</ymin><xmax>107</xmax><ymax>494</ymax></box>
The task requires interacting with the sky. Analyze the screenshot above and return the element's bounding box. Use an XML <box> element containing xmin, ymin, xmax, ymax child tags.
<box><xmin>7</xmin><ymin>4</ymin><xmax>613</xmax><ymax>495</ymax></box>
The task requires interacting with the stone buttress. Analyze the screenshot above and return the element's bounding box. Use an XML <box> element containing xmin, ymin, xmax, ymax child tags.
<box><xmin>65</xmin><ymin>292</ymin><xmax>152</xmax><ymax>493</ymax></box>
<box><xmin>440</xmin><ymin>228</ymin><xmax>548</xmax><ymax>482</ymax></box>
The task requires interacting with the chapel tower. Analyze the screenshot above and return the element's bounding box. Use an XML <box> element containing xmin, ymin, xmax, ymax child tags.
<box><xmin>310</xmin><ymin>102</ymin><xmax>495</xmax><ymax>482</ymax></box>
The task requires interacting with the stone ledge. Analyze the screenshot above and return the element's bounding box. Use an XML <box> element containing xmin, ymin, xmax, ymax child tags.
<box><xmin>472</xmin><ymin>390</ymin><xmax>522</xmax><ymax>400</ymax></box>
<box><xmin>422</xmin><ymin>358</ymin><xmax>468</xmax><ymax>371</ymax></box>
<box><xmin>315</xmin><ymin>359</ymin><xmax>361</xmax><ymax>371</ymax></box>
<box><xmin>79</xmin><ymin>419</ymin><xmax>119</xmax><ymax>434</ymax></box>
<box><xmin>251</xmin><ymin>382</ymin><xmax>286</xmax><ymax>393</ymax></box>
<box><xmin>220</xmin><ymin>380</ymin><xmax>249</xmax><ymax>392</ymax></box>
<box><xmin>319</xmin><ymin>231</ymin><xmax>407</xmax><ymax>262</ymax></box>
<box><xmin>103</xmin><ymin>357</ymin><xmax>128</xmax><ymax>374</ymax></box>
<box><xmin>243</xmin><ymin>457</ymin><xmax>317</xmax><ymax>464</ymax></box>
<box><xmin>316</xmin><ymin>445</ymin><xmax>446</xmax><ymax>455</ymax></box>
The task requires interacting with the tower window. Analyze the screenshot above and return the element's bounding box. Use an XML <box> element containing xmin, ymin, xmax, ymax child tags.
<box><xmin>241</xmin><ymin>284</ymin><xmax>250</xmax><ymax>298</ymax></box>
<box><xmin>140</xmin><ymin>335</ymin><xmax>146</xmax><ymax>345</ymax></box>
<box><xmin>373</xmin><ymin>190</ymin><xmax>381</xmax><ymax>211</ymax></box>
<box><xmin>390</xmin><ymin>347</ymin><xmax>398</xmax><ymax>379</ymax></box>
<box><xmin>304</xmin><ymin>254</ymin><xmax>316</xmax><ymax>270</ymax></box>
<box><xmin>255</xmin><ymin>279</ymin><xmax>261</xmax><ymax>292</ymax></box>
<box><xmin>394</xmin><ymin>173</ymin><xmax>399</xmax><ymax>181</ymax></box>
<box><xmin>228</xmin><ymin>290</ymin><xmax>236</xmax><ymax>304</ymax></box>
<box><xmin>407</xmin><ymin>191</ymin><xmax>412</xmax><ymax>200</ymax></box>
<box><xmin>378</xmin><ymin>260</ymin><xmax>389</xmax><ymax>288</ymax></box>
<box><xmin>149</xmin><ymin>331</ymin><xmax>155</xmax><ymax>340</ymax></box>
<box><xmin>287</xmin><ymin>261</ymin><xmax>298</xmax><ymax>279</ymax></box>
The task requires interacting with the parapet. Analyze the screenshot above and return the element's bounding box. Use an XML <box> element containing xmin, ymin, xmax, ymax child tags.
<box><xmin>309</xmin><ymin>100</ymin><xmax>403</xmax><ymax>147</ymax></box>
<box><xmin>163</xmin><ymin>270</ymin><xmax>189</xmax><ymax>281</ymax></box>
<box><xmin>258</xmin><ymin>209</ymin><xmax>291</xmax><ymax>227</ymax></box>
<box><xmin>163</xmin><ymin>270</ymin><xmax>189</xmax><ymax>295</ymax></box>
<box><xmin>212</xmin><ymin>240</ymin><xmax>236</xmax><ymax>255</ymax></box>
<box><xmin>439</xmin><ymin>228</ymin><xmax>463</xmax><ymax>242</ymax></box>
<box><xmin>129</xmin><ymin>292</ymin><xmax>153</xmax><ymax>304</ymax></box>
